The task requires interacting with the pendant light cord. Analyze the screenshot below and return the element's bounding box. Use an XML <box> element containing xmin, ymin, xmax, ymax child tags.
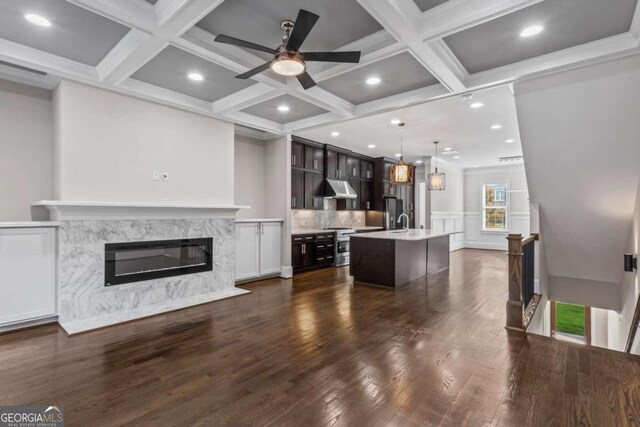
<box><xmin>434</xmin><ymin>141</ymin><xmax>439</xmax><ymax>172</ymax></box>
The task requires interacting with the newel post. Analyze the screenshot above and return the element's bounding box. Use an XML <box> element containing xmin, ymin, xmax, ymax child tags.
<box><xmin>506</xmin><ymin>234</ymin><xmax>524</xmax><ymax>331</ymax></box>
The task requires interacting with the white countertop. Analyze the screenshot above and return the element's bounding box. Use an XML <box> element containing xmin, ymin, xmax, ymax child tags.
<box><xmin>291</xmin><ymin>226</ymin><xmax>384</xmax><ymax>235</ymax></box>
<box><xmin>0</xmin><ymin>221</ymin><xmax>60</xmax><ymax>228</ymax></box>
<box><xmin>236</xmin><ymin>218</ymin><xmax>284</xmax><ymax>223</ymax></box>
<box><xmin>351</xmin><ymin>229</ymin><xmax>456</xmax><ymax>241</ymax></box>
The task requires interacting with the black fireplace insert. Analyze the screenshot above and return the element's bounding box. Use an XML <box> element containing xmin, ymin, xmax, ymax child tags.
<box><xmin>105</xmin><ymin>238</ymin><xmax>213</xmax><ymax>286</ymax></box>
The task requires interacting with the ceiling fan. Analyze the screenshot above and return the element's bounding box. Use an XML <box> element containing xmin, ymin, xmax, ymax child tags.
<box><xmin>214</xmin><ymin>9</ymin><xmax>361</xmax><ymax>89</ymax></box>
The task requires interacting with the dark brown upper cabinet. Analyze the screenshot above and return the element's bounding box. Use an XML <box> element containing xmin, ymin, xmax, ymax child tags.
<box><xmin>291</xmin><ymin>140</ymin><xmax>304</xmax><ymax>169</ymax></box>
<box><xmin>304</xmin><ymin>171</ymin><xmax>324</xmax><ymax>210</ymax></box>
<box><xmin>304</xmin><ymin>144</ymin><xmax>324</xmax><ymax>172</ymax></box>
<box><xmin>291</xmin><ymin>169</ymin><xmax>304</xmax><ymax>209</ymax></box>
<box><xmin>346</xmin><ymin>156</ymin><xmax>360</xmax><ymax>178</ymax></box>
<box><xmin>360</xmin><ymin>160</ymin><xmax>374</xmax><ymax>180</ymax></box>
<box><xmin>360</xmin><ymin>180</ymin><xmax>373</xmax><ymax>210</ymax></box>
<box><xmin>326</xmin><ymin>148</ymin><xmax>348</xmax><ymax>181</ymax></box>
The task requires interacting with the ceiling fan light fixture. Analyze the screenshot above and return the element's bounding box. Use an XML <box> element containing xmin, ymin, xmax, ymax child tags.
<box><xmin>271</xmin><ymin>53</ymin><xmax>305</xmax><ymax>76</ymax></box>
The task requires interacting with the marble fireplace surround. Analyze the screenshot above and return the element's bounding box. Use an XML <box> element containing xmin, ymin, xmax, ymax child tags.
<box><xmin>33</xmin><ymin>201</ymin><xmax>250</xmax><ymax>335</ymax></box>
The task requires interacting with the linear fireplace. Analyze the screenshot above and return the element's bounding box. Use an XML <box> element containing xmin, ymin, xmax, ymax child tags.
<box><xmin>105</xmin><ymin>238</ymin><xmax>213</xmax><ymax>286</ymax></box>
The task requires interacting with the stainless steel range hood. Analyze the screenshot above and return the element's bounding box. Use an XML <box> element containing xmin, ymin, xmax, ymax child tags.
<box><xmin>324</xmin><ymin>179</ymin><xmax>357</xmax><ymax>199</ymax></box>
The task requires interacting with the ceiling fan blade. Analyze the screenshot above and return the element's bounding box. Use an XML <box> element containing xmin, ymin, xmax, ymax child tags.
<box><xmin>236</xmin><ymin>62</ymin><xmax>272</xmax><ymax>79</ymax></box>
<box><xmin>286</xmin><ymin>9</ymin><xmax>319</xmax><ymax>52</ymax></box>
<box><xmin>215</xmin><ymin>34</ymin><xmax>276</xmax><ymax>55</ymax></box>
<box><xmin>302</xmin><ymin>51</ymin><xmax>361</xmax><ymax>63</ymax></box>
<box><xmin>296</xmin><ymin>72</ymin><xmax>316</xmax><ymax>90</ymax></box>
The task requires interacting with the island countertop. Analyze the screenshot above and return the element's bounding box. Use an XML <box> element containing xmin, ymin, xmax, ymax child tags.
<box><xmin>350</xmin><ymin>229</ymin><xmax>456</xmax><ymax>241</ymax></box>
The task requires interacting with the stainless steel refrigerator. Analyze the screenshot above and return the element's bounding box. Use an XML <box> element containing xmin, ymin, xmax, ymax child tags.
<box><xmin>384</xmin><ymin>197</ymin><xmax>404</xmax><ymax>230</ymax></box>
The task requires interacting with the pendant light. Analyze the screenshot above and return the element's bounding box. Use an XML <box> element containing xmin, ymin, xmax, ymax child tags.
<box><xmin>428</xmin><ymin>141</ymin><xmax>446</xmax><ymax>191</ymax></box>
<box><xmin>390</xmin><ymin>123</ymin><xmax>414</xmax><ymax>184</ymax></box>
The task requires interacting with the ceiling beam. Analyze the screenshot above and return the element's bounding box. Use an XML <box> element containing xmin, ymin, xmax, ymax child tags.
<box><xmin>212</xmin><ymin>84</ymin><xmax>280</xmax><ymax>115</ymax></box>
<box><xmin>356</xmin><ymin>0</ymin><xmax>467</xmax><ymax>92</ymax></box>
<box><xmin>465</xmin><ymin>32</ymin><xmax>640</xmax><ymax>89</ymax></box>
<box><xmin>417</xmin><ymin>0</ymin><xmax>544</xmax><ymax>40</ymax></box>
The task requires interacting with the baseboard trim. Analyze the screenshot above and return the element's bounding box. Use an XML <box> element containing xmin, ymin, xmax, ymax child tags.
<box><xmin>463</xmin><ymin>242</ymin><xmax>508</xmax><ymax>251</ymax></box>
<box><xmin>0</xmin><ymin>315</ymin><xmax>58</xmax><ymax>335</ymax></box>
<box><xmin>280</xmin><ymin>265</ymin><xmax>293</xmax><ymax>279</ymax></box>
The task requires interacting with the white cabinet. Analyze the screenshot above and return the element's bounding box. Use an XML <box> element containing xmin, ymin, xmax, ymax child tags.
<box><xmin>0</xmin><ymin>227</ymin><xmax>57</xmax><ymax>327</ymax></box>
<box><xmin>235</xmin><ymin>221</ymin><xmax>282</xmax><ymax>282</ymax></box>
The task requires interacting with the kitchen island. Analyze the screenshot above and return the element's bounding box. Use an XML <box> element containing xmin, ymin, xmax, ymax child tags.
<box><xmin>350</xmin><ymin>229</ymin><xmax>454</xmax><ymax>288</ymax></box>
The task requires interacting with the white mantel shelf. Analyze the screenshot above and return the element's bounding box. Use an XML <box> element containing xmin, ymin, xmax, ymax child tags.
<box><xmin>32</xmin><ymin>201</ymin><xmax>250</xmax><ymax>221</ymax></box>
<box><xmin>0</xmin><ymin>221</ymin><xmax>60</xmax><ymax>228</ymax></box>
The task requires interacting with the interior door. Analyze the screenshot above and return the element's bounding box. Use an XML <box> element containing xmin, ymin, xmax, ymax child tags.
<box><xmin>259</xmin><ymin>222</ymin><xmax>282</xmax><ymax>276</ymax></box>
<box><xmin>235</xmin><ymin>223</ymin><xmax>260</xmax><ymax>281</ymax></box>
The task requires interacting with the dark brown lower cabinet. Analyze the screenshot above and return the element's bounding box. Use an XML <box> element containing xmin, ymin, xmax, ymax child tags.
<box><xmin>292</xmin><ymin>234</ymin><xmax>335</xmax><ymax>273</ymax></box>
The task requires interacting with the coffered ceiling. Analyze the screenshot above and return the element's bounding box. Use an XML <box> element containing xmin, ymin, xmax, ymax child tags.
<box><xmin>0</xmin><ymin>0</ymin><xmax>638</xmax><ymax>139</ymax></box>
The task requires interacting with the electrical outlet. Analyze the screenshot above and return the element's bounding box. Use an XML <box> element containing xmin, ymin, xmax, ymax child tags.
<box><xmin>162</xmin><ymin>172</ymin><xmax>169</xmax><ymax>181</ymax></box>
<box><xmin>152</xmin><ymin>170</ymin><xmax>160</xmax><ymax>181</ymax></box>
<box><xmin>163</xmin><ymin>198</ymin><xmax>168</xmax><ymax>203</ymax></box>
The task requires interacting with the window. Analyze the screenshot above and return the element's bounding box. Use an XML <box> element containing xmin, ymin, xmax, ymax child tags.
<box><xmin>482</xmin><ymin>183</ymin><xmax>507</xmax><ymax>231</ymax></box>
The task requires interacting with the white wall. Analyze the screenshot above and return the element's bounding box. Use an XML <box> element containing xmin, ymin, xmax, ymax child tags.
<box><xmin>463</xmin><ymin>165</ymin><xmax>530</xmax><ymax>250</ymax></box>
<box><xmin>604</xmin><ymin>180</ymin><xmax>640</xmax><ymax>353</ymax></box>
<box><xmin>265</xmin><ymin>135</ymin><xmax>292</xmax><ymax>276</ymax></box>
<box><xmin>514</xmin><ymin>54</ymin><xmax>640</xmax><ymax>302</ymax></box>
<box><xmin>234</xmin><ymin>134</ymin><xmax>266</xmax><ymax>219</ymax></box>
<box><xmin>428</xmin><ymin>160</ymin><xmax>465</xmax><ymax>250</ymax></box>
<box><xmin>53</xmin><ymin>80</ymin><xmax>234</xmax><ymax>204</ymax></box>
<box><xmin>0</xmin><ymin>79</ymin><xmax>53</xmax><ymax>220</ymax></box>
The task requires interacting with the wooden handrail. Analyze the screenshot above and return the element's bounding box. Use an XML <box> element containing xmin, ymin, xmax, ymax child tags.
<box><xmin>506</xmin><ymin>233</ymin><xmax>541</xmax><ymax>332</ymax></box>
<box><xmin>625</xmin><ymin>293</ymin><xmax>640</xmax><ymax>353</ymax></box>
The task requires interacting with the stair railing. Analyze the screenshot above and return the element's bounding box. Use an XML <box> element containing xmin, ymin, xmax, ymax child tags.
<box><xmin>506</xmin><ymin>233</ymin><xmax>541</xmax><ymax>332</ymax></box>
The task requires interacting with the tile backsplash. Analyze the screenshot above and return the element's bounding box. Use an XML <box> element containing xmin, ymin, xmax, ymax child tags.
<box><xmin>291</xmin><ymin>200</ymin><xmax>365</xmax><ymax>229</ymax></box>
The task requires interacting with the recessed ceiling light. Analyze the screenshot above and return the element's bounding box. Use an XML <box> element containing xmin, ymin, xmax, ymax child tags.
<box><xmin>505</xmin><ymin>139</ymin><xmax>515</xmax><ymax>143</ymax></box>
<box><xmin>367</xmin><ymin>144</ymin><xmax>375</xmax><ymax>149</ymax></box>
<box><xmin>390</xmin><ymin>119</ymin><xmax>401</xmax><ymax>125</ymax></box>
<box><xmin>520</xmin><ymin>24</ymin><xmax>544</xmax><ymax>38</ymax></box>
<box><xmin>473</xmin><ymin>165</ymin><xmax>479</xmax><ymax>168</ymax></box>
<box><xmin>331</xmin><ymin>131</ymin><xmax>340</xmax><ymax>137</ymax></box>
<box><xmin>453</xmin><ymin>156</ymin><xmax>460</xmax><ymax>159</ymax></box>
<box><xmin>444</xmin><ymin>147</ymin><xmax>453</xmax><ymax>151</ymax></box>
<box><xmin>416</xmin><ymin>160</ymin><xmax>423</xmax><ymax>164</ymax></box>
<box><xmin>366</xmin><ymin>76</ymin><xmax>381</xmax><ymax>85</ymax></box>
<box><xmin>187</xmin><ymin>72</ymin><xmax>204</xmax><ymax>81</ymax></box>
<box><xmin>491</xmin><ymin>124</ymin><xmax>502</xmax><ymax>130</ymax></box>
<box><xmin>395</xmin><ymin>153</ymin><xmax>402</xmax><ymax>157</ymax></box>
<box><xmin>24</xmin><ymin>14</ymin><xmax>51</xmax><ymax>28</ymax></box>
<box><xmin>470</xmin><ymin>102</ymin><xmax>484</xmax><ymax>109</ymax></box>
<box><xmin>277</xmin><ymin>105</ymin><xmax>290</xmax><ymax>113</ymax></box>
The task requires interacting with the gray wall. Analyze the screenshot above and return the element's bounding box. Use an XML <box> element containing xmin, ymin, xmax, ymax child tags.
<box><xmin>0</xmin><ymin>79</ymin><xmax>53</xmax><ymax>220</ymax></box>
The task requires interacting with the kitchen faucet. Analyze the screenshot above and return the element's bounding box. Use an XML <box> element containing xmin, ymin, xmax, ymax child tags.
<box><xmin>397</xmin><ymin>213</ymin><xmax>409</xmax><ymax>232</ymax></box>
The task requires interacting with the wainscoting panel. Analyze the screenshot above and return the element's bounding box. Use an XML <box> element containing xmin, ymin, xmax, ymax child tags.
<box><xmin>431</xmin><ymin>212</ymin><xmax>464</xmax><ymax>251</ymax></box>
<box><xmin>463</xmin><ymin>211</ymin><xmax>530</xmax><ymax>251</ymax></box>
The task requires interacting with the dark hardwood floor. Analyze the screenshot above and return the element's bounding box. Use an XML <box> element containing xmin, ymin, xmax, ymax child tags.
<box><xmin>1</xmin><ymin>249</ymin><xmax>639</xmax><ymax>426</ymax></box>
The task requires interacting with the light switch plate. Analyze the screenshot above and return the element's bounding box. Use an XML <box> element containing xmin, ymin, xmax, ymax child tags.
<box><xmin>152</xmin><ymin>171</ymin><xmax>160</xmax><ymax>181</ymax></box>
